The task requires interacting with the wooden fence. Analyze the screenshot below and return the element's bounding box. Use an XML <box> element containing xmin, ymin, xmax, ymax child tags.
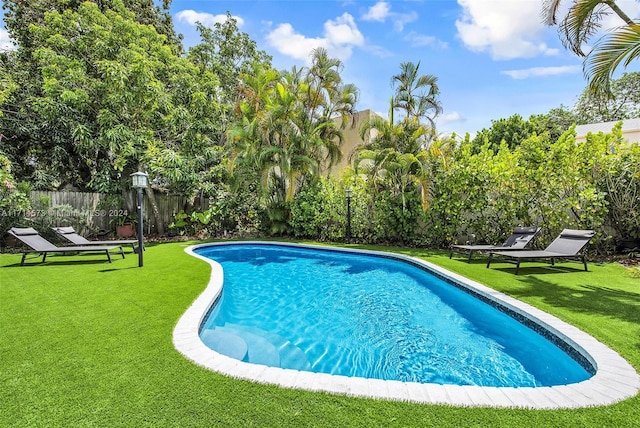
<box><xmin>29</xmin><ymin>191</ymin><xmax>209</xmax><ymax>236</ymax></box>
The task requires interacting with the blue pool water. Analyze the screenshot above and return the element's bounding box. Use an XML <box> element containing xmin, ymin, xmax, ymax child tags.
<box><xmin>195</xmin><ymin>243</ymin><xmax>592</xmax><ymax>387</ymax></box>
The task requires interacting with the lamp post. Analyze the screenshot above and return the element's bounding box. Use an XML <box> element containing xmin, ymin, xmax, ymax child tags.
<box><xmin>345</xmin><ymin>187</ymin><xmax>352</xmax><ymax>243</ymax></box>
<box><xmin>130</xmin><ymin>171</ymin><xmax>148</xmax><ymax>267</ymax></box>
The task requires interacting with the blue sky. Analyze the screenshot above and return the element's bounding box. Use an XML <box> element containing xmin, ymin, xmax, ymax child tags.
<box><xmin>3</xmin><ymin>1</ymin><xmax>640</xmax><ymax>136</ymax></box>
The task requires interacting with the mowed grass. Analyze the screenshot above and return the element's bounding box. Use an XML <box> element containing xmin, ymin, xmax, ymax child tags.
<box><xmin>1</xmin><ymin>240</ymin><xmax>639</xmax><ymax>427</ymax></box>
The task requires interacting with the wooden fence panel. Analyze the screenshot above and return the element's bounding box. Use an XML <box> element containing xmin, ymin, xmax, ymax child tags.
<box><xmin>28</xmin><ymin>191</ymin><xmax>209</xmax><ymax>237</ymax></box>
<box><xmin>29</xmin><ymin>191</ymin><xmax>110</xmax><ymax>234</ymax></box>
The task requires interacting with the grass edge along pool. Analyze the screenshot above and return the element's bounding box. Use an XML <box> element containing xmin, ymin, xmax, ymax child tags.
<box><xmin>174</xmin><ymin>242</ymin><xmax>640</xmax><ymax>409</ymax></box>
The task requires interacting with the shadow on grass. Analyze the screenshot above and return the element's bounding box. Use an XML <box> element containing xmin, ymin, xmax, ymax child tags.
<box><xmin>508</xmin><ymin>273</ymin><xmax>640</xmax><ymax>329</ymax></box>
<box><xmin>2</xmin><ymin>259</ymin><xmax>117</xmax><ymax>268</ymax></box>
<box><xmin>490</xmin><ymin>266</ymin><xmax>586</xmax><ymax>275</ymax></box>
<box><xmin>99</xmin><ymin>266</ymin><xmax>140</xmax><ymax>273</ymax></box>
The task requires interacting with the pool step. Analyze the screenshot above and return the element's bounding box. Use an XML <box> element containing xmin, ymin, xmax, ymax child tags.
<box><xmin>223</xmin><ymin>323</ymin><xmax>311</xmax><ymax>371</ymax></box>
<box><xmin>200</xmin><ymin>328</ymin><xmax>248</xmax><ymax>361</ymax></box>
<box><xmin>218</xmin><ymin>325</ymin><xmax>281</xmax><ymax>367</ymax></box>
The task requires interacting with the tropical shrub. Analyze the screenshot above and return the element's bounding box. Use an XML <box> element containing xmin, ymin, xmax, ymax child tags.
<box><xmin>0</xmin><ymin>154</ymin><xmax>31</xmax><ymax>244</ymax></box>
<box><xmin>426</xmin><ymin>140</ymin><xmax>526</xmax><ymax>246</ymax></box>
<box><xmin>207</xmin><ymin>183</ymin><xmax>263</xmax><ymax>237</ymax></box>
<box><xmin>425</xmin><ymin>129</ymin><xmax>611</xmax><ymax>251</ymax></box>
<box><xmin>593</xmin><ymin>131</ymin><xmax>640</xmax><ymax>249</ymax></box>
<box><xmin>290</xmin><ymin>176</ymin><xmax>349</xmax><ymax>242</ymax></box>
<box><xmin>515</xmin><ymin>130</ymin><xmax>608</xmax><ymax>246</ymax></box>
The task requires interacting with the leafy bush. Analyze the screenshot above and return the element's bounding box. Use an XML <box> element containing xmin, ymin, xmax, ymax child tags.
<box><xmin>522</xmin><ymin>131</ymin><xmax>607</xmax><ymax>243</ymax></box>
<box><xmin>168</xmin><ymin>209</ymin><xmax>218</xmax><ymax>238</ymax></box>
<box><xmin>290</xmin><ymin>177</ymin><xmax>345</xmax><ymax>241</ymax></box>
<box><xmin>597</xmin><ymin>139</ymin><xmax>640</xmax><ymax>247</ymax></box>
<box><xmin>426</xmin><ymin>141</ymin><xmax>527</xmax><ymax>246</ymax></box>
<box><xmin>0</xmin><ymin>155</ymin><xmax>31</xmax><ymax>246</ymax></box>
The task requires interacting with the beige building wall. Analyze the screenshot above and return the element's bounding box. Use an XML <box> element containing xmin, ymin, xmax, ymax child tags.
<box><xmin>574</xmin><ymin>118</ymin><xmax>640</xmax><ymax>143</ymax></box>
<box><xmin>322</xmin><ymin>109</ymin><xmax>381</xmax><ymax>177</ymax></box>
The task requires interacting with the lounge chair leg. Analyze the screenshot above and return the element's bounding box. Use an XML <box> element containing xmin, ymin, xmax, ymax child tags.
<box><xmin>515</xmin><ymin>260</ymin><xmax>520</xmax><ymax>275</ymax></box>
<box><xmin>467</xmin><ymin>250</ymin><xmax>473</xmax><ymax>263</ymax></box>
<box><xmin>583</xmin><ymin>255</ymin><xmax>588</xmax><ymax>271</ymax></box>
<box><xmin>106</xmin><ymin>250</ymin><xmax>112</xmax><ymax>263</ymax></box>
<box><xmin>449</xmin><ymin>249</ymin><xmax>453</xmax><ymax>259</ymax></box>
<box><xmin>20</xmin><ymin>253</ymin><xmax>26</xmax><ymax>266</ymax></box>
<box><xmin>486</xmin><ymin>255</ymin><xmax>492</xmax><ymax>268</ymax></box>
<box><xmin>42</xmin><ymin>252</ymin><xmax>47</xmax><ymax>263</ymax></box>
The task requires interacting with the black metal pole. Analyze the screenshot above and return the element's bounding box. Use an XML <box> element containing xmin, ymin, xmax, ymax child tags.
<box><xmin>137</xmin><ymin>187</ymin><xmax>144</xmax><ymax>267</ymax></box>
<box><xmin>346</xmin><ymin>195</ymin><xmax>352</xmax><ymax>243</ymax></box>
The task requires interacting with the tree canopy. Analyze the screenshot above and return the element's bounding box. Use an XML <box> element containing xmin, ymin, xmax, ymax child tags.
<box><xmin>1</xmin><ymin>0</ymin><xmax>221</xmax><ymax>195</ymax></box>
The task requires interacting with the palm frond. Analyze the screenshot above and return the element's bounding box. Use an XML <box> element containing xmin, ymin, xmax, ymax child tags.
<box><xmin>563</xmin><ymin>0</ymin><xmax>609</xmax><ymax>56</ymax></box>
<box><xmin>541</xmin><ymin>0</ymin><xmax>563</xmax><ymax>25</ymax></box>
<box><xmin>584</xmin><ymin>23</ymin><xmax>640</xmax><ymax>95</ymax></box>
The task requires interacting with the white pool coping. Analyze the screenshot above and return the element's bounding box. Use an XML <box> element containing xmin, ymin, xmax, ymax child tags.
<box><xmin>173</xmin><ymin>242</ymin><xmax>640</xmax><ymax>409</ymax></box>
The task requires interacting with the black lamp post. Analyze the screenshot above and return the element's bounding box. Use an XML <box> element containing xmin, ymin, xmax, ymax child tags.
<box><xmin>345</xmin><ymin>187</ymin><xmax>352</xmax><ymax>243</ymax></box>
<box><xmin>130</xmin><ymin>171</ymin><xmax>148</xmax><ymax>267</ymax></box>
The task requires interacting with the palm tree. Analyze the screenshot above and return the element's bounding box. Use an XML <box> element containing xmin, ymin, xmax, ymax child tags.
<box><xmin>229</xmin><ymin>51</ymin><xmax>358</xmax><ymax>233</ymax></box>
<box><xmin>227</xmin><ymin>62</ymin><xmax>280</xmax><ymax>184</ymax></box>
<box><xmin>391</xmin><ymin>61</ymin><xmax>442</xmax><ymax>128</ymax></box>
<box><xmin>542</xmin><ymin>0</ymin><xmax>639</xmax><ymax>94</ymax></box>
<box><xmin>302</xmin><ymin>48</ymin><xmax>359</xmax><ymax>172</ymax></box>
<box><xmin>355</xmin><ymin>98</ymin><xmax>438</xmax><ymax>211</ymax></box>
<box><xmin>355</xmin><ymin>147</ymin><xmax>431</xmax><ymax>212</ymax></box>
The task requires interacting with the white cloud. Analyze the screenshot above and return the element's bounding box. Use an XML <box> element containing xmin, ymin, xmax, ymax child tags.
<box><xmin>404</xmin><ymin>31</ymin><xmax>448</xmax><ymax>49</ymax></box>
<box><xmin>266</xmin><ymin>23</ymin><xmax>327</xmax><ymax>62</ymax></box>
<box><xmin>391</xmin><ymin>11</ymin><xmax>418</xmax><ymax>32</ymax></box>
<box><xmin>437</xmin><ymin>111</ymin><xmax>464</xmax><ymax>126</ymax></box>
<box><xmin>362</xmin><ymin>1</ymin><xmax>390</xmax><ymax>22</ymax></box>
<box><xmin>455</xmin><ymin>0</ymin><xmax>557</xmax><ymax>59</ymax></box>
<box><xmin>265</xmin><ymin>13</ymin><xmax>363</xmax><ymax>63</ymax></box>
<box><xmin>325</xmin><ymin>13</ymin><xmax>364</xmax><ymax>46</ymax></box>
<box><xmin>501</xmin><ymin>65</ymin><xmax>581</xmax><ymax>79</ymax></box>
<box><xmin>362</xmin><ymin>44</ymin><xmax>394</xmax><ymax>58</ymax></box>
<box><xmin>0</xmin><ymin>28</ymin><xmax>14</xmax><ymax>51</ymax></box>
<box><xmin>361</xmin><ymin>1</ymin><xmax>417</xmax><ymax>32</ymax></box>
<box><xmin>175</xmin><ymin>10</ymin><xmax>244</xmax><ymax>28</ymax></box>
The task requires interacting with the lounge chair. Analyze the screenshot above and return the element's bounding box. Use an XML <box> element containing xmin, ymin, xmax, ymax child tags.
<box><xmin>486</xmin><ymin>229</ymin><xmax>596</xmax><ymax>274</ymax></box>
<box><xmin>8</xmin><ymin>227</ymin><xmax>125</xmax><ymax>265</ymax></box>
<box><xmin>52</xmin><ymin>226</ymin><xmax>140</xmax><ymax>252</ymax></box>
<box><xmin>450</xmin><ymin>226</ymin><xmax>540</xmax><ymax>262</ymax></box>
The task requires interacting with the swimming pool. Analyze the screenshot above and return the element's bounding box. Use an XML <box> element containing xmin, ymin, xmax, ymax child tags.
<box><xmin>196</xmin><ymin>243</ymin><xmax>589</xmax><ymax>387</ymax></box>
<box><xmin>174</xmin><ymin>242</ymin><xmax>640</xmax><ymax>408</ymax></box>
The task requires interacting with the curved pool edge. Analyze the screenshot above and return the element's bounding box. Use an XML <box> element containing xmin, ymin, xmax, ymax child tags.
<box><xmin>173</xmin><ymin>241</ymin><xmax>640</xmax><ymax>409</ymax></box>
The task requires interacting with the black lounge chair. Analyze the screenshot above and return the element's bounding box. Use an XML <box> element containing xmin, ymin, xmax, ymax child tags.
<box><xmin>486</xmin><ymin>229</ymin><xmax>596</xmax><ymax>274</ymax></box>
<box><xmin>450</xmin><ymin>226</ymin><xmax>540</xmax><ymax>262</ymax></box>
<box><xmin>8</xmin><ymin>227</ymin><xmax>125</xmax><ymax>265</ymax></box>
<box><xmin>52</xmin><ymin>226</ymin><xmax>140</xmax><ymax>252</ymax></box>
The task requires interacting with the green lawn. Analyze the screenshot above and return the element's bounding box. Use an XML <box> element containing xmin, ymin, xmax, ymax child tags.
<box><xmin>1</xmin><ymin>241</ymin><xmax>639</xmax><ymax>427</ymax></box>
